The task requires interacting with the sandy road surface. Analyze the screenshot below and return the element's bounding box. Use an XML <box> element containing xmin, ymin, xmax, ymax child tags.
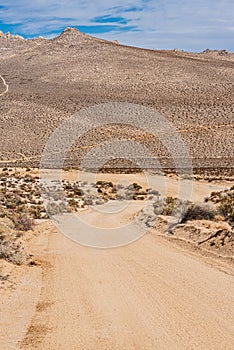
<box><xmin>12</xmin><ymin>200</ymin><xmax>234</xmax><ymax>350</ymax></box>
<box><xmin>0</xmin><ymin>176</ymin><xmax>233</xmax><ymax>350</ymax></box>
<box><xmin>18</xmin><ymin>222</ymin><xmax>233</xmax><ymax>350</ymax></box>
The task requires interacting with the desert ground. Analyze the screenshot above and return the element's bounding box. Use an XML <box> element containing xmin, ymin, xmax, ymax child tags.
<box><xmin>0</xmin><ymin>168</ymin><xmax>233</xmax><ymax>350</ymax></box>
<box><xmin>0</xmin><ymin>28</ymin><xmax>233</xmax><ymax>350</ymax></box>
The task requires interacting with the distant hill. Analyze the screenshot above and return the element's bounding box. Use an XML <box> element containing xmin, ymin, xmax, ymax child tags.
<box><xmin>0</xmin><ymin>28</ymin><xmax>233</xmax><ymax>175</ymax></box>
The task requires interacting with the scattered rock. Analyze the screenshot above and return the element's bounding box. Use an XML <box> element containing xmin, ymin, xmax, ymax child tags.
<box><xmin>219</xmin><ymin>49</ymin><xmax>229</xmax><ymax>56</ymax></box>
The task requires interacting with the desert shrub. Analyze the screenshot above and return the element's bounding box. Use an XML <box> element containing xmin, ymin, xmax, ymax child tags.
<box><xmin>6</xmin><ymin>202</ymin><xmax>17</xmax><ymax>210</ymax></box>
<box><xmin>126</xmin><ymin>183</ymin><xmax>141</xmax><ymax>192</ymax></box>
<box><xmin>64</xmin><ymin>183</ymin><xmax>72</xmax><ymax>190</ymax></box>
<box><xmin>126</xmin><ymin>184</ymin><xmax>134</xmax><ymax>191</ymax></box>
<box><xmin>68</xmin><ymin>198</ymin><xmax>77</xmax><ymax>207</ymax></box>
<box><xmin>218</xmin><ymin>202</ymin><xmax>234</xmax><ymax>225</ymax></box>
<box><xmin>13</xmin><ymin>213</ymin><xmax>34</xmax><ymax>231</ymax></box>
<box><xmin>24</xmin><ymin>175</ymin><xmax>33</xmax><ymax>182</ymax></box>
<box><xmin>0</xmin><ymin>211</ymin><xmax>6</xmax><ymax>219</ymax></box>
<box><xmin>111</xmin><ymin>186</ymin><xmax>117</xmax><ymax>193</ymax></box>
<box><xmin>15</xmin><ymin>204</ymin><xmax>27</xmax><ymax>213</ymax></box>
<box><xmin>46</xmin><ymin>202</ymin><xmax>62</xmax><ymax>216</ymax></box>
<box><xmin>5</xmin><ymin>192</ymin><xmax>13</xmax><ymax>200</ymax></box>
<box><xmin>46</xmin><ymin>201</ymin><xmax>70</xmax><ymax>216</ymax></box>
<box><xmin>28</xmin><ymin>206</ymin><xmax>43</xmax><ymax>219</ymax></box>
<box><xmin>136</xmin><ymin>195</ymin><xmax>145</xmax><ymax>200</ymax></box>
<box><xmin>132</xmin><ymin>183</ymin><xmax>142</xmax><ymax>190</ymax></box>
<box><xmin>152</xmin><ymin>197</ymin><xmax>185</xmax><ymax>216</ymax></box>
<box><xmin>152</xmin><ymin>198</ymin><xmax>164</xmax><ymax>215</ymax></box>
<box><xmin>125</xmin><ymin>191</ymin><xmax>135</xmax><ymax>200</ymax></box>
<box><xmin>206</xmin><ymin>186</ymin><xmax>234</xmax><ymax>226</ymax></box>
<box><xmin>96</xmin><ymin>181</ymin><xmax>113</xmax><ymax>188</ymax></box>
<box><xmin>181</xmin><ymin>203</ymin><xmax>216</xmax><ymax>223</ymax></box>
<box><xmin>0</xmin><ymin>239</ymin><xmax>26</xmax><ymax>265</ymax></box>
<box><xmin>73</xmin><ymin>187</ymin><xmax>84</xmax><ymax>196</ymax></box>
<box><xmin>162</xmin><ymin>197</ymin><xmax>178</xmax><ymax>215</ymax></box>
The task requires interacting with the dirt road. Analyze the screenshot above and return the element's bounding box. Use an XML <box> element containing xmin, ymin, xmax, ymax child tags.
<box><xmin>18</xmin><ymin>225</ymin><xmax>233</xmax><ymax>350</ymax></box>
<box><xmin>0</xmin><ymin>175</ymin><xmax>233</xmax><ymax>349</ymax></box>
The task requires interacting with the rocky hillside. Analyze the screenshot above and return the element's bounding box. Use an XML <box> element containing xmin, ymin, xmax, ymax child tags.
<box><xmin>0</xmin><ymin>28</ymin><xmax>233</xmax><ymax>175</ymax></box>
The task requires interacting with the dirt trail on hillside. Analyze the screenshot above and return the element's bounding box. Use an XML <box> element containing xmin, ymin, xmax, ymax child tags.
<box><xmin>0</xmin><ymin>74</ymin><xmax>8</xmax><ymax>96</ymax></box>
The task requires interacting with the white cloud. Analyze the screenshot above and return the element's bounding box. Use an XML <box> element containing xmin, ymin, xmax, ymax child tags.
<box><xmin>0</xmin><ymin>0</ymin><xmax>233</xmax><ymax>51</ymax></box>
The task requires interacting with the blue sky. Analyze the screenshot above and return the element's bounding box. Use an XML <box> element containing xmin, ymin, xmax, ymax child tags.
<box><xmin>0</xmin><ymin>0</ymin><xmax>233</xmax><ymax>52</ymax></box>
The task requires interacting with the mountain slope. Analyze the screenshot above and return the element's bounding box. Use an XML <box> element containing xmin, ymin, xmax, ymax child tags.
<box><xmin>0</xmin><ymin>28</ymin><xmax>233</xmax><ymax>174</ymax></box>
